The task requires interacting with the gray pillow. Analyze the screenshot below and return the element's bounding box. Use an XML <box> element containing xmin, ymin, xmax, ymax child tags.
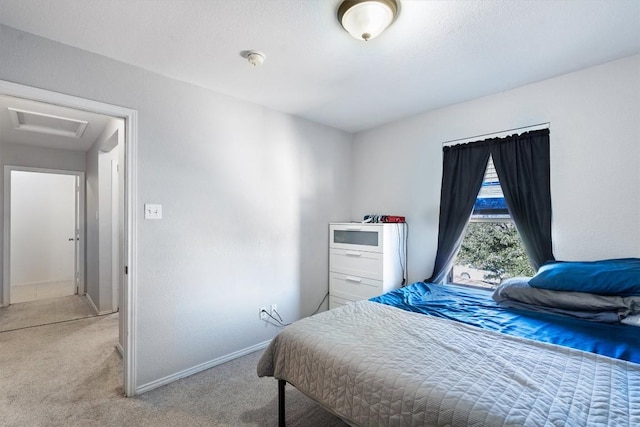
<box><xmin>497</xmin><ymin>299</ymin><xmax>622</xmax><ymax>323</ymax></box>
<box><xmin>493</xmin><ymin>277</ymin><xmax>640</xmax><ymax>314</ymax></box>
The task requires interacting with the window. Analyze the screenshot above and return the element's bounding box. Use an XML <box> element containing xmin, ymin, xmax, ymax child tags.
<box><xmin>450</xmin><ymin>156</ymin><xmax>535</xmax><ymax>288</ymax></box>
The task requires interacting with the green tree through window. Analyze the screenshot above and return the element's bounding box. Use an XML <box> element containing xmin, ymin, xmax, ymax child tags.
<box><xmin>451</xmin><ymin>156</ymin><xmax>535</xmax><ymax>288</ymax></box>
<box><xmin>456</xmin><ymin>222</ymin><xmax>535</xmax><ymax>284</ymax></box>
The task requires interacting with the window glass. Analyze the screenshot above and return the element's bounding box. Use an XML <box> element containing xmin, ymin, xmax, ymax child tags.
<box><xmin>451</xmin><ymin>156</ymin><xmax>535</xmax><ymax>288</ymax></box>
<box><xmin>471</xmin><ymin>157</ymin><xmax>509</xmax><ymax>221</ymax></box>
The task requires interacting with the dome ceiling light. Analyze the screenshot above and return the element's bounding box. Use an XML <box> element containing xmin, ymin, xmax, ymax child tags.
<box><xmin>337</xmin><ymin>0</ymin><xmax>400</xmax><ymax>42</ymax></box>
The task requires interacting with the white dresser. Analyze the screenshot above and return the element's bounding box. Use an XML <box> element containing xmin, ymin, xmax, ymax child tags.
<box><xmin>329</xmin><ymin>222</ymin><xmax>407</xmax><ymax>309</ymax></box>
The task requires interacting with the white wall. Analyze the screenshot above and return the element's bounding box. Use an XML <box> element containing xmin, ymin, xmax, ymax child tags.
<box><xmin>1</xmin><ymin>142</ymin><xmax>87</xmax><ymax>172</ymax></box>
<box><xmin>98</xmin><ymin>145</ymin><xmax>118</xmax><ymax>312</ymax></box>
<box><xmin>85</xmin><ymin>134</ymin><xmax>100</xmax><ymax>309</ymax></box>
<box><xmin>86</xmin><ymin>119</ymin><xmax>123</xmax><ymax>314</ymax></box>
<box><xmin>351</xmin><ymin>55</ymin><xmax>640</xmax><ymax>282</ymax></box>
<box><xmin>0</xmin><ymin>25</ymin><xmax>352</xmax><ymax>389</ymax></box>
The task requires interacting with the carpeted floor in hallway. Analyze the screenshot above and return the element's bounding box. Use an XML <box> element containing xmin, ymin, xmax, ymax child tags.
<box><xmin>0</xmin><ymin>312</ymin><xmax>347</xmax><ymax>426</ymax></box>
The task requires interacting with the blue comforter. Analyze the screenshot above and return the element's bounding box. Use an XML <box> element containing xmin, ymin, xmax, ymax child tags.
<box><xmin>370</xmin><ymin>282</ymin><xmax>640</xmax><ymax>364</ymax></box>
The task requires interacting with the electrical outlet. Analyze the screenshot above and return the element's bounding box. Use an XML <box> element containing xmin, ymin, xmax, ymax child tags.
<box><xmin>271</xmin><ymin>304</ymin><xmax>278</xmax><ymax>315</ymax></box>
<box><xmin>259</xmin><ymin>307</ymin><xmax>268</xmax><ymax>320</ymax></box>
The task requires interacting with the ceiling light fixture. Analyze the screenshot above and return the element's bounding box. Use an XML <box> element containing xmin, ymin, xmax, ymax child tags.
<box><xmin>337</xmin><ymin>0</ymin><xmax>399</xmax><ymax>42</ymax></box>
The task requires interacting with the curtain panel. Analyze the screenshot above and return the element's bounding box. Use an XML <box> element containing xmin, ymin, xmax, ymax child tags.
<box><xmin>428</xmin><ymin>142</ymin><xmax>491</xmax><ymax>283</ymax></box>
<box><xmin>491</xmin><ymin>129</ymin><xmax>554</xmax><ymax>270</ymax></box>
<box><xmin>428</xmin><ymin>128</ymin><xmax>553</xmax><ymax>283</ymax></box>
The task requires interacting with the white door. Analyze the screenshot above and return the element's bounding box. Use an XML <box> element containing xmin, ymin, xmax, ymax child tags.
<box><xmin>10</xmin><ymin>171</ymin><xmax>77</xmax><ymax>303</ymax></box>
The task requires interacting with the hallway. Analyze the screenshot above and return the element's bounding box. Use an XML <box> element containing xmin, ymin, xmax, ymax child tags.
<box><xmin>0</xmin><ymin>295</ymin><xmax>95</xmax><ymax>332</ymax></box>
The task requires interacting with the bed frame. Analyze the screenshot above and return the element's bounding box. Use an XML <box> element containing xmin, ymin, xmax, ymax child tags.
<box><xmin>258</xmin><ymin>300</ymin><xmax>640</xmax><ymax>426</ymax></box>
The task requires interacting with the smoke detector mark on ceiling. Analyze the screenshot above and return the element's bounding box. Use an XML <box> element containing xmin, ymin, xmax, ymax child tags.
<box><xmin>8</xmin><ymin>107</ymin><xmax>89</xmax><ymax>138</ymax></box>
<box><xmin>245</xmin><ymin>51</ymin><xmax>265</xmax><ymax>67</ymax></box>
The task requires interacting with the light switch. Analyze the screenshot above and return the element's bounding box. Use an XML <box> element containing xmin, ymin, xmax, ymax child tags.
<box><xmin>144</xmin><ymin>204</ymin><xmax>162</xmax><ymax>219</ymax></box>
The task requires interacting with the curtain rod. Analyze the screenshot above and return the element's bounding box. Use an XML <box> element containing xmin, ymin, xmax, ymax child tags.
<box><xmin>441</xmin><ymin>122</ymin><xmax>550</xmax><ymax>147</ymax></box>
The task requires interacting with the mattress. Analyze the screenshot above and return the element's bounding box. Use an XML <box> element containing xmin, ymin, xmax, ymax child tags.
<box><xmin>371</xmin><ymin>282</ymin><xmax>640</xmax><ymax>363</ymax></box>
<box><xmin>257</xmin><ymin>300</ymin><xmax>640</xmax><ymax>426</ymax></box>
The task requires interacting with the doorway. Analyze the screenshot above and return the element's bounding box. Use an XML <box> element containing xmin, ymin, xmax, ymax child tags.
<box><xmin>9</xmin><ymin>169</ymin><xmax>83</xmax><ymax>304</ymax></box>
<box><xmin>0</xmin><ymin>79</ymin><xmax>138</xmax><ymax>397</ymax></box>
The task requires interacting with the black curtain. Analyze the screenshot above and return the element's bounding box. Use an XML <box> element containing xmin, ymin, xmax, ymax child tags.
<box><xmin>491</xmin><ymin>129</ymin><xmax>554</xmax><ymax>270</ymax></box>
<box><xmin>428</xmin><ymin>141</ymin><xmax>491</xmax><ymax>283</ymax></box>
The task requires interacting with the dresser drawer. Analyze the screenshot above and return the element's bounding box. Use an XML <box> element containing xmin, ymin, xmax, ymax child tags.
<box><xmin>329</xmin><ymin>295</ymin><xmax>352</xmax><ymax>310</ymax></box>
<box><xmin>330</xmin><ymin>272</ymin><xmax>384</xmax><ymax>301</ymax></box>
<box><xmin>329</xmin><ymin>223</ymin><xmax>383</xmax><ymax>253</ymax></box>
<box><xmin>329</xmin><ymin>248</ymin><xmax>382</xmax><ymax>280</ymax></box>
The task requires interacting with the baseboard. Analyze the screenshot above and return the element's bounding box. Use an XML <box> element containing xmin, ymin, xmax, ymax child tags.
<box><xmin>85</xmin><ymin>293</ymin><xmax>113</xmax><ymax>316</ymax></box>
<box><xmin>10</xmin><ymin>279</ymin><xmax>74</xmax><ymax>287</ymax></box>
<box><xmin>10</xmin><ymin>280</ymin><xmax>75</xmax><ymax>304</ymax></box>
<box><xmin>115</xmin><ymin>343</ymin><xmax>124</xmax><ymax>358</ymax></box>
<box><xmin>135</xmin><ymin>340</ymin><xmax>272</xmax><ymax>395</ymax></box>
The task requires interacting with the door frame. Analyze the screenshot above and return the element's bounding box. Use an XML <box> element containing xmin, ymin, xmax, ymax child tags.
<box><xmin>0</xmin><ymin>80</ymin><xmax>139</xmax><ymax>397</ymax></box>
<box><xmin>111</xmin><ymin>159</ymin><xmax>120</xmax><ymax>313</ymax></box>
<box><xmin>3</xmin><ymin>166</ymin><xmax>85</xmax><ymax>301</ymax></box>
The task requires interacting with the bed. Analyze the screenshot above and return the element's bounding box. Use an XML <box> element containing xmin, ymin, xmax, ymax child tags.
<box><xmin>257</xmin><ymin>260</ymin><xmax>640</xmax><ymax>426</ymax></box>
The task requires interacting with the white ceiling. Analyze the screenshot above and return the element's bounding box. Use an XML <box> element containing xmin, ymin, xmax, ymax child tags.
<box><xmin>0</xmin><ymin>0</ymin><xmax>638</xmax><ymax>133</ymax></box>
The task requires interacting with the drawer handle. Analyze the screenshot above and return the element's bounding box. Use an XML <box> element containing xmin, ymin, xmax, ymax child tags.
<box><xmin>345</xmin><ymin>251</ymin><xmax>362</xmax><ymax>257</ymax></box>
<box><xmin>345</xmin><ymin>276</ymin><xmax>362</xmax><ymax>283</ymax></box>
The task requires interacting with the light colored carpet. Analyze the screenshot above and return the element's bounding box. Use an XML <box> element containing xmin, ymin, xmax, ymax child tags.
<box><xmin>0</xmin><ymin>313</ymin><xmax>348</xmax><ymax>426</ymax></box>
<box><xmin>0</xmin><ymin>295</ymin><xmax>96</xmax><ymax>332</ymax></box>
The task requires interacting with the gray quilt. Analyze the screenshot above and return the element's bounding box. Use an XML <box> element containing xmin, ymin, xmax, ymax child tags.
<box><xmin>257</xmin><ymin>300</ymin><xmax>640</xmax><ymax>426</ymax></box>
